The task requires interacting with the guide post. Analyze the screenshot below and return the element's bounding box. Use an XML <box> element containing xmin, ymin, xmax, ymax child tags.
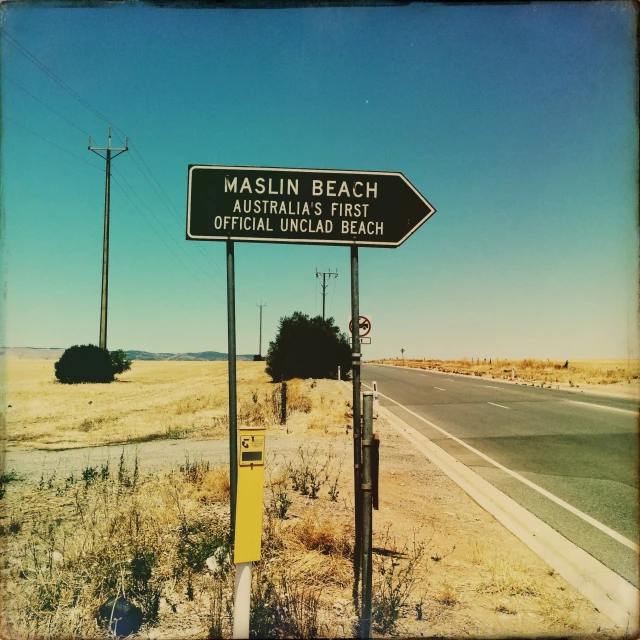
<box><xmin>361</xmin><ymin>392</ymin><xmax>374</xmax><ymax>638</ymax></box>
<box><xmin>227</xmin><ymin>240</ymin><xmax>238</xmax><ymax>541</ymax></box>
<box><xmin>351</xmin><ymin>245</ymin><xmax>362</xmax><ymax>609</ymax></box>
<box><xmin>232</xmin><ymin>427</ymin><xmax>267</xmax><ymax>639</ymax></box>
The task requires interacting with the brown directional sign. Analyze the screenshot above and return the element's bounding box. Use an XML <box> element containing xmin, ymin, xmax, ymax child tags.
<box><xmin>186</xmin><ymin>165</ymin><xmax>435</xmax><ymax>248</ymax></box>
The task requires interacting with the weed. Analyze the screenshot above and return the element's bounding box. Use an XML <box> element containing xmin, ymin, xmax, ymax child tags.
<box><xmin>371</xmin><ymin>527</ymin><xmax>428</xmax><ymax>635</ymax></box>
<box><xmin>287</xmin><ymin>443</ymin><xmax>341</xmax><ymax>500</ymax></box>
<box><xmin>180</xmin><ymin>454</ymin><xmax>211</xmax><ymax>486</ymax></box>
<box><xmin>268</xmin><ymin>474</ymin><xmax>293</xmax><ymax>520</ymax></box>
<box><xmin>435</xmin><ymin>582</ymin><xmax>458</xmax><ymax>607</ymax></box>
<box><xmin>292</xmin><ymin>515</ymin><xmax>353</xmax><ymax>556</ymax></box>
<box><xmin>250</xmin><ymin>569</ymin><xmax>320</xmax><ymax>639</ymax></box>
<box><xmin>81</xmin><ymin>464</ymin><xmax>99</xmax><ymax>488</ymax></box>
<box><xmin>0</xmin><ymin>469</ymin><xmax>20</xmax><ymax>499</ymax></box>
<box><xmin>175</xmin><ymin>519</ymin><xmax>229</xmax><ymax>578</ymax></box>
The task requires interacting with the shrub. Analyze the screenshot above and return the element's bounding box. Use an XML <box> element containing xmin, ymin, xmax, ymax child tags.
<box><xmin>110</xmin><ymin>349</ymin><xmax>132</xmax><ymax>375</ymax></box>
<box><xmin>54</xmin><ymin>344</ymin><xmax>131</xmax><ymax>384</ymax></box>
<box><xmin>265</xmin><ymin>312</ymin><xmax>351</xmax><ymax>381</ymax></box>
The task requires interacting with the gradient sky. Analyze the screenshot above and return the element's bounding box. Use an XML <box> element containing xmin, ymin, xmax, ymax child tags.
<box><xmin>1</xmin><ymin>1</ymin><xmax>637</xmax><ymax>360</ymax></box>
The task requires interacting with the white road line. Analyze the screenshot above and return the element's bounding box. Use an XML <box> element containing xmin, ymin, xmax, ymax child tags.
<box><xmin>444</xmin><ymin>379</ymin><xmax>456</xmax><ymax>382</ymax></box>
<box><xmin>565</xmin><ymin>400</ymin><xmax>638</xmax><ymax>416</ymax></box>
<box><xmin>487</xmin><ymin>402</ymin><xmax>510</xmax><ymax>409</ymax></box>
<box><xmin>358</xmin><ymin>381</ymin><xmax>639</xmax><ymax>553</ymax></box>
<box><xmin>434</xmin><ymin>387</ymin><xmax>446</xmax><ymax>391</ymax></box>
<box><xmin>484</xmin><ymin>385</ymin><xmax>501</xmax><ymax>389</ymax></box>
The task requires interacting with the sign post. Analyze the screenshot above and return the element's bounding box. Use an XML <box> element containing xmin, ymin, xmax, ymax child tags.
<box><xmin>186</xmin><ymin>163</ymin><xmax>435</xmax><ymax>637</ymax></box>
<box><xmin>350</xmin><ymin>246</ymin><xmax>362</xmax><ymax>609</ymax></box>
<box><xmin>227</xmin><ymin>241</ymin><xmax>238</xmax><ymax>541</ymax></box>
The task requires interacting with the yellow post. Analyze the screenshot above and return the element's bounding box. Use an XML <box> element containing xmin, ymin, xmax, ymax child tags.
<box><xmin>234</xmin><ymin>427</ymin><xmax>266</xmax><ymax>563</ymax></box>
<box><xmin>233</xmin><ymin>427</ymin><xmax>266</xmax><ymax>639</ymax></box>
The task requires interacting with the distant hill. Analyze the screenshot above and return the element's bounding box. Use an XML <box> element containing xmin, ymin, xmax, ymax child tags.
<box><xmin>127</xmin><ymin>350</ymin><xmax>255</xmax><ymax>362</ymax></box>
<box><xmin>1</xmin><ymin>348</ymin><xmax>255</xmax><ymax>361</ymax></box>
<box><xmin>1</xmin><ymin>347</ymin><xmax>66</xmax><ymax>360</ymax></box>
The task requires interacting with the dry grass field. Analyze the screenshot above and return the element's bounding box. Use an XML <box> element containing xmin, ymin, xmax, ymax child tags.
<box><xmin>3</xmin><ymin>360</ymin><xmax>348</xmax><ymax>450</ymax></box>
<box><xmin>0</xmin><ymin>360</ymin><xmax>624</xmax><ymax>638</ymax></box>
<box><xmin>370</xmin><ymin>357</ymin><xmax>640</xmax><ymax>394</ymax></box>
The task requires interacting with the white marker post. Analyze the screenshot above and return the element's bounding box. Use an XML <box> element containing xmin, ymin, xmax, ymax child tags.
<box><xmin>372</xmin><ymin>381</ymin><xmax>380</xmax><ymax>417</ymax></box>
<box><xmin>233</xmin><ymin>562</ymin><xmax>252</xmax><ymax>638</ymax></box>
<box><xmin>338</xmin><ymin>366</ymin><xmax>341</xmax><ymax>381</ymax></box>
<box><xmin>512</xmin><ymin>366</ymin><xmax>515</xmax><ymax>381</ymax></box>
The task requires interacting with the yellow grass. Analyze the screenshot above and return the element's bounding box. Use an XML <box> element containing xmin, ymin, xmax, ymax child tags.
<box><xmin>3</xmin><ymin>360</ymin><xmax>350</xmax><ymax>450</ymax></box>
<box><xmin>371</xmin><ymin>357</ymin><xmax>640</xmax><ymax>388</ymax></box>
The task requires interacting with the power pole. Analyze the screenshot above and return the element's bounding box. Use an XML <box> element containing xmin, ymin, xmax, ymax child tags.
<box><xmin>256</xmin><ymin>302</ymin><xmax>266</xmax><ymax>357</ymax></box>
<box><xmin>89</xmin><ymin>125</ymin><xmax>128</xmax><ymax>350</ymax></box>
<box><xmin>315</xmin><ymin>268</ymin><xmax>338</xmax><ymax>320</ymax></box>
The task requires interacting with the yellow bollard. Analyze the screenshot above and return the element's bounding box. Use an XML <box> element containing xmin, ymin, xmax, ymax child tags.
<box><xmin>233</xmin><ymin>427</ymin><xmax>266</xmax><ymax>639</ymax></box>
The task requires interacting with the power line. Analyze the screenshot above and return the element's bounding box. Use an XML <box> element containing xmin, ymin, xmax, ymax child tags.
<box><xmin>0</xmin><ymin>113</ymin><xmax>103</xmax><ymax>171</ymax></box>
<box><xmin>120</xmin><ymin>146</ymin><xmax>224</xmax><ymax>279</ymax></box>
<box><xmin>1</xmin><ymin>71</ymin><xmax>92</xmax><ymax>137</ymax></box>
<box><xmin>328</xmin><ymin>271</ymin><xmax>338</xmax><ymax>318</ymax></box>
<box><xmin>111</xmin><ymin>166</ymin><xmax>225</xmax><ymax>293</ymax></box>
<box><xmin>0</xmin><ymin>27</ymin><xmax>111</xmax><ymax>127</ymax></box>
<box><xmin>1</xmin><ymin>111</ymin><xmax>220</xmax><ymax>298</ymax></box>
<box><xmin>1</xmin><ymin>27</ymin><xmax>233</xmax><ymax>301</ymax></box>
<box><xmin>110</xmin><ymin>173</ymin><xmax>221</xmax><ymax>296</ymax></box>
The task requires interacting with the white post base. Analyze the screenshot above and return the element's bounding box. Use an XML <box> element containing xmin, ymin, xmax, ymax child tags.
<box><xmin>233</xmin><ymin>562</ymin><xmax>252</xmax><ymax>639</ymax></box>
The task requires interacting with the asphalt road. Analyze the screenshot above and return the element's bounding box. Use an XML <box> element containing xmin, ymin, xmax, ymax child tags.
<box><xmin>361</xmin><ymin>364</ymin><xmax>640</xmax><ymax>587</ymax></box>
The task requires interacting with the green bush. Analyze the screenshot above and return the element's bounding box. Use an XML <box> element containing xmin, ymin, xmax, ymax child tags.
<box><xmin>265</xmin><ymin>312</ymin><xmax>351</xmax><ymax>381</ymax></box>
<box><xmin>54</xmin><ymin>344</ymin><xmax>131</xmax><ymax>384</ymax></box>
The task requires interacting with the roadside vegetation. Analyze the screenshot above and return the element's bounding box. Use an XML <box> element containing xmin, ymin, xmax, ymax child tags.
<box><xmin>2</xmin><ymin>360</ymin><xmax>619</xmax><ymax>638</ymax></box>
<box><xmin>266</xmin><ymin>312</ymin><xmax>351</xmax><ymax>382</ymax></box>
<box><xmin>371</xmin><ymin>357</ymin><xmax>640</xmax><ymax>388</ymax></box>
<box><xmin>5</xmin><ymin>361</ymin><xmax>349</xmax><ymax>450</ymax></box>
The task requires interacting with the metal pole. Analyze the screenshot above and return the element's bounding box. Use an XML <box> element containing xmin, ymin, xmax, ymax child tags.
<box><xmin>227</xmin><ymin>240</ymin><xmax>238</xmax><ymax>540</ymax></box>
<box><xmin>361</xmin><ymin>392</ymin><xmax>374</xmax><ymax>638</ymax></box>
<box><xmin>259</xmin><ymin>304</ymin><xmax>263</xmax><ymax>357</ymax></box>
<box><xmin>350</xmin><ymin>245</ymin><xmax>362</xmax><ymax>608</ymax></box>
<box><xmin>232</xmin><ymin>562</ymin><xmax>252</xmax><ymax>639</ymax></box>
<box><xmin>322</xmin><ymin>272</ymin><xmax>326</xmax><ymax>320</ymax></box>
<box><xmin>89</xmin><ymin>125</ymin><xmax>127</xmax><ymax>351</ymax></box>
<box><xmin>99</xmin><ymin>140</ymin><xmax>111</xmax><ymax>350</ymax></box>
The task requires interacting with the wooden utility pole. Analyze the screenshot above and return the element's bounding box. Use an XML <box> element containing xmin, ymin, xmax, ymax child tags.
<box><xmin>316</xmin><ymin>268</ymin><xmax>338</xmax><ymax>320</ymax></box>
<box><xmin>89</xmin><ymin>125</ymin><xmax>128</xmax><ymax>350</ymax></box>
<box><xmin>256</xmin><ymin>302</ymin><xmax>266</xmax><ymax>357</ymax></box>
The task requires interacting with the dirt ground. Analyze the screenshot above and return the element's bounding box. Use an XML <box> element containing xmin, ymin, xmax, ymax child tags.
<box><xmin>0</xmin><ymin>361</ymin><xmax>629</xmax><ymax>637</ymax></box>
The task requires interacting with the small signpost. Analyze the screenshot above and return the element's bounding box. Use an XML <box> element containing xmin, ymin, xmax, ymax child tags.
<box><xmin>233</xmin><ymin>427</ymin><xmax>266</xmax><ymax>638</ymax></box>
<box><xmin>186</xmin><ymin>163</ymin><xmax>435</xmax><ymax>639</ymax></box>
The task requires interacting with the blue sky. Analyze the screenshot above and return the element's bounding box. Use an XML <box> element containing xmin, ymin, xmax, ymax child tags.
<box><xmin>1</xmin><ymin>2</ymin><xmax>637</xmax><ymax>360</ymax></box>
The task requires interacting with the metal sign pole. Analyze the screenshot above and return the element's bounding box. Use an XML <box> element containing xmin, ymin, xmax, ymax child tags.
<box><xmin>350</xmin><ymin>245</ymin><xmax>362</xmax><ymax>609</ymax></box>
<box><xmin>227</xmin><ymin>240</ymin><xmax>238</xmax><ymax>540</ymax></box>
<box><xmin>361</xmin><ymin>392</ymin><xmax>374</xmax><ymax>638</ymax></box>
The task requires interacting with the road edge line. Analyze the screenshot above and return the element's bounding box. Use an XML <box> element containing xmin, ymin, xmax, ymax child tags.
<box><xmin>378</xmin><ymin>403</ymin><xmax>639</xmax><ymax>635</ymax></box>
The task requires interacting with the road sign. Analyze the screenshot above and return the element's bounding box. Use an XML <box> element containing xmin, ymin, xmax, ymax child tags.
<box><xmin>350</xmin><ymin>336</ymin><xmax>371</xmax><ymax>345</ymax></box>
<box><xmin>349</xmin><ymin>316</ymin><xmax>372</xmax><ymax>337</ymax></box>
<box><xmin>187</xmin><ymin>165</ymin><xmax>435</xmax><ymax>248</ymax></box>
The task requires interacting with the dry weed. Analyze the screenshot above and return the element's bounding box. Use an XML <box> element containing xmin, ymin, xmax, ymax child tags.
<box><xmin>478</xmin><ymin>555</ymin><xmax>541</xmax><ymax>598</ymax></box>
<box><xmin>290</xmin><ymin>514</ymin><xmax>354</xmax><ymax>557</ymax></box>
<box><xmin>371</xmin><ymin>357</ymin><xmax>640</xmax><ymax>388</ymax></box>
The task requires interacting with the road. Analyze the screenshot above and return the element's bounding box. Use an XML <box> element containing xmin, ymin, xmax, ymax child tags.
<box><xmin>361</xmin><ymin>364</ymin><xmax>639</xmax><ymax>587</ymax></box>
